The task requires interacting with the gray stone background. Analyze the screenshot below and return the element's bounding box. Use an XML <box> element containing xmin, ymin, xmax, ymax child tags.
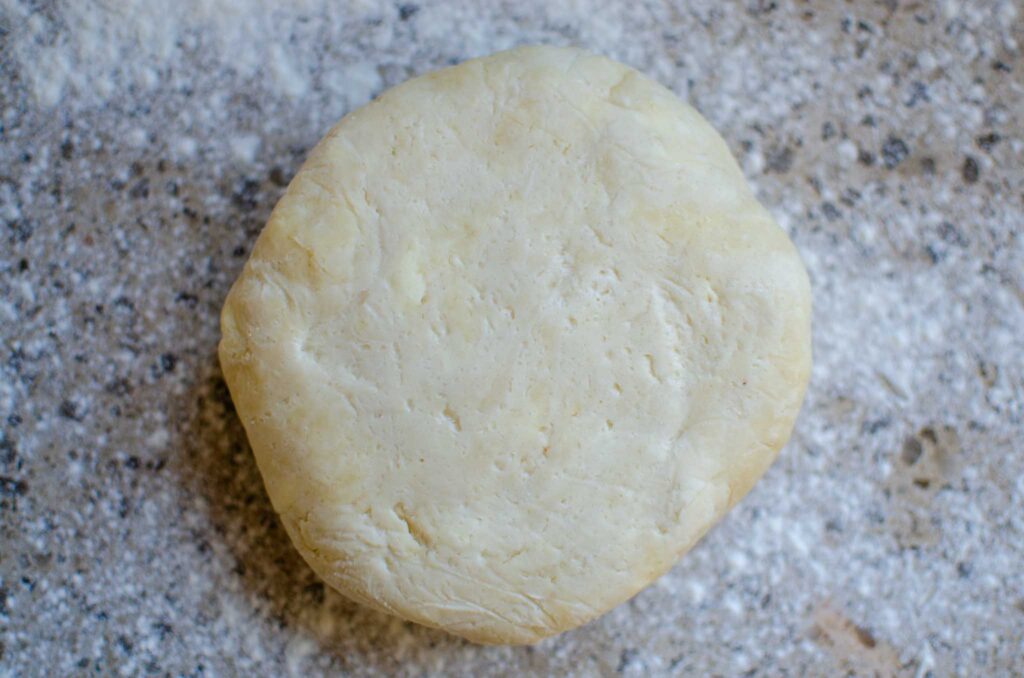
<box><xmin>1</xmin><ymin>1</ymin><xmax>1022</xmax><ymax>675</ymax></box>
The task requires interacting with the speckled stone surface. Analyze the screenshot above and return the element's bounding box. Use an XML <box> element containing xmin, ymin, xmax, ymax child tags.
<box><xmin>2</xmin><ymin>1</ymin><xmax>1023</xmax><ymax>675</ymax></box>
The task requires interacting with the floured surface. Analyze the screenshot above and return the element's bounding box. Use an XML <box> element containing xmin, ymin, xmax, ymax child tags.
<box><xmin>2</xmin><ymin>0</ymin><xmax>1023</xmax><ymax>674</ymax></box>
<box><xmin>220</xmin><ymin>47</ymin><xmax>810</xmax><ymax>643</ymax></box>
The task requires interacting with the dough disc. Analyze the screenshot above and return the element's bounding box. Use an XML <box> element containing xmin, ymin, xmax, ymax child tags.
<box><xmin>220</xmin><ymin>46</ymin><xmax>811</xmax><ymax>644</ymax></box>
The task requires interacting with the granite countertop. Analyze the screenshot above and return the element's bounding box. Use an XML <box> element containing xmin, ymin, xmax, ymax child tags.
<box><xmin>1</xmin><ymin>1</ymin><xmax>1022</xmax><ymax>675</ymax></box>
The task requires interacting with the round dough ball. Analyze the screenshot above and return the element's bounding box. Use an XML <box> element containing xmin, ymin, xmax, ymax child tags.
<box><xmin>219</xmin><ymin>45</ymin><xmax>811</xmax><ymax>644</ymax></box>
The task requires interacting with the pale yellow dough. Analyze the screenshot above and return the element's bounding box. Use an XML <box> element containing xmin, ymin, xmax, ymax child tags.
<box><xmin>219</xmin><ymin>46</ymin><xmax>811</xmax><ymax>644</ymax></box>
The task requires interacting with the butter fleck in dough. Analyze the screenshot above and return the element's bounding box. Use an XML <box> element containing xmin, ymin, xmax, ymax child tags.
<box><xmin>219</xmin><ymin>46</ymin><xmax>812</xmax><ymax>644</ymax></box>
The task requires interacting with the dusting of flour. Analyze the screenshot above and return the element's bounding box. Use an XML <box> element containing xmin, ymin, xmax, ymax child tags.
<box><xmin>2</xmin><ymin>0</ymin><xmax>382</xmax><ymax>107</ymax></box>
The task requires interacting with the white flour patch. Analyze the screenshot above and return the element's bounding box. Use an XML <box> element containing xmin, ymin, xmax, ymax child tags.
<box><xmin>2</xmin><ymin>0</ymin><xmax>378</xmax><ymax>108</ymax></box>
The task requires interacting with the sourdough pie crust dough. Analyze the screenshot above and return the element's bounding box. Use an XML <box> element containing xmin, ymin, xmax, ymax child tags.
<box><xmin>219</xmin><ymin>46</ymin><xmax>811</xmax><ymax>644</ymax></box>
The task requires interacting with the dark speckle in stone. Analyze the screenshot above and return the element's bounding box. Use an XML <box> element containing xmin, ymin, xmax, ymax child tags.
<box><xmin>862</xmin><ymin>417</ymin><xmax>891</xmax><ymax>434</ymax></box>
<box><xmin>6</xmin><ymin>413</ymin><xmax>21</xmax><ymax>427</ymax></box>
<box><xmin>113</xmin><ymin>296</ymin><xmax>135</xmax><ymax>313</ymax></box>
<box><xmin>920</xmin><ymin>156</ymin><xmax>936</xmax><ymax>175</ymax></box>
<box><xmin>905</xmin><ymin>81</ymin><xmax>929</xmax><ymax>107</ymax></box>
<box><xmin>0</xmin><ymin>586</ymin><xmax>7</xmax><ymax>614</ymax></box>
<box><xmin>858</xmin><ymin>149</ymin><xmax>876</xmax><ymax>166</ymax></box>
<box><xmin>962</xmin><ymin>156</ymin><xmax>980</xmax><ymax>184</ymax></box>
<box><xmin>232</xmin><ymin>245</ymin><xmax>246</xmax><ymax>257</ymax></box>
<box><xmin>158</xmin><ymin>352</ymin><xmax>178</xmax><ymax>374</ymax></box>
<box><xmin>938</xmin><ymin>222</ymin><xmax>968</xmax><ymax>247</ymax></box>
<box><xmin>129</xmin><ymin>178</ymin><xmax>150</xmax><ymax>199</ymax></box>
<box><xmin>105</xmin><ymin>378</ymin><xmax>133</xmax><ymax>397</ymax></box>
<box><xmin>232</xmin><ymin>178</ymin><xmax>260</xmax><ymax>211</ymax></box>
<box><xmin>0</xmin><ymin>475</ymin><xmax>27</xmax><ymax>496</ymax></box>
<box><xmin>60</xmin><ymin>139</ymin><xmax>73</xmax><ymax>160</ymax></box>
<box><xmin>398</xmin><ymin>4</ymin><xmax>419</xmax><ymax>20</ymax></box>
<box><xmin>18</xmin><ymin>259</ymin><xmax>28</xmax><ymax>272</ymax></box>
<box><xmin>992</xmin><ymin>60</ymin><xmax>1011</xmax><ymax>73</ymax></box>
<box><xmin>59</xmin><ymin>399</ymin><xmax>81</xmax><ymax>421</ymax></box>
<box><xmin>269</xmin><ymin>166</ymin><xmax>288</xmax><ymax>186</ymax></box>
<box><xmin>617</xmin><ymin>648</ymin><xmax>639</xmax><ymax>673</ymax></box>
<box><xmin>957</xmin><ymin>562</ymin><xmax>972</xmax><ymax>578</ymax></box>
<box><xmin>882</xmin><ymin>136</ymin><xmax>910</xmax><ymax>168</ymax></box>
<box><xmin>7</xmin><ymin>348</ymin><xmax>25</xmax><ymax>372</ymax></box>
<box><xmin>901</xmin><ymin>437</ymin><xmax>923</xmax><ymax>466</ymax></box>
<box><xmin>821</xmin><ymin>202</ymin><xmax>841</xmax><ymax>221</ymax></box>
<box><xmin>0</xmin><ymin>436</ymin><xmax>16</xmax><ymax>465</ymax></box>
<box><xmin>853</xmin><ymin>624</ymin><xmax>876</xmax><ymax>648</ymax></box>
<box><xmin>116</xmin><ymin>635</ymin><xmax>133</xmax><ymax>656</ymax></box>
<box><xmin>747</xmin><ymin>0</ymin><xmax>778</xmax><ymax>16</ymax></box>
<box><xmin>125</xmin><ymin>456</ymin><xmax>140</xmax><ymax>470</ymax></box>
<box><xmin>9</xmin><ymin>220</ymin><xmax>34</xmax><ymax>243</ymax></box>
<box><xmin>153</xmin><ymin>621</ymin><xmax>173</xmax><ymax>640</ymax></box>
<box><xmin>821</xmin><ymin>121</ymin><xmax>836</xmax><ymax>140</ymax></box>
<box><xmin>175</xmin><ymin>292</ymin><xmax>199</xmax><ymax>308</ymax></box>
<box><xmin>304</xmin><ymin>582</ymin><xmax>326</xmax><ymax>605</ymax></box>
<box><xmin>976</xmin><ymin>133</ymin><xmax>1000</xmax><ymax>152</ymax></box>
<box><xmin>765</xmin><ymin>145</ymin><xmax>794</xmax><ymax>173</ymax></box>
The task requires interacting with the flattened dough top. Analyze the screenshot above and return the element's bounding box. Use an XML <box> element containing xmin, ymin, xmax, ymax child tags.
<box><xmin>219</xmin><ymin>46</ymin><xmax>811</xmax><ymax>644</ymax></box>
